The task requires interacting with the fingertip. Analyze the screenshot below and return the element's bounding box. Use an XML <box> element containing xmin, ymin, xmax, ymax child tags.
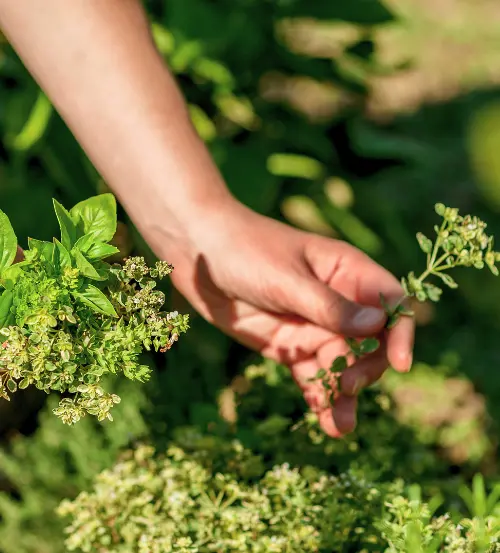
<box><xmin>387</xmin><ymin>314</ymin><xmax>415</xmax><ymax>373</ymax></box>
<box><xmin>332</xmin><ymin>395</ymin><xmax>357</xmax><ymax>435</ymax></box>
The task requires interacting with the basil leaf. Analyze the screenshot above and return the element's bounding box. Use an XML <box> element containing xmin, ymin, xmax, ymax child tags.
<box><xmin>0</xmin><ymin>209</ymin><xmax>17</xmax><ymax>272</ymax></box>
<box><xmin>28</xmin><ymin>238</ymin><xmax>55</xmax><ymax>263</ymax></box>
<box><xmin>0</xmin><ymin>289</ymin><xmax>15</xmax><ymax>327</ymax></box>
<box><xmin>86</xmin><ymin>242</ymin><xmax>120</xmax><ymax>260</ymax></box>
<box><xmin>1</xmin><ymin>264</ymin><xmax>25</xmax><ymax>290</ymax></box>
<box><xmin>73</xmin><ymin>234</ymin><xmax>95</xmax><ymax>253</ymax></box>
<box><xmin>53</xmin><ymin>199</ymin><xmax>78</xmax><ymax>250</ymax></box>
<box><xmin>53</xmin><ymin>239</ymin><xmax>72</xmax><ymax>272</ymax></box>
<box><xmin>73</xmin><ymin>235</ymin><xmax>119</xmax><ymax>260</ymax></box>
<box><xmin>73</xmin><ymin>284</ymin><xmax>117</xmax><ymax>317</ymax></box>
<box><xmin>70</xmin><ymin>193</ymin><xmax>117</xmax><ymax>243</ymax></box>
<box><xmin>73</xmin><ymin>250</ymin><xmax>106</xmax><ymax>281</ymax></box>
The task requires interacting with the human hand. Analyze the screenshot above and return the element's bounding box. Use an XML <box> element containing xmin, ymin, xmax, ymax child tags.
<box><xmin>155</xmin><ymin>200</ymin><xmax>414</xmax><ymax>438</ymax></box>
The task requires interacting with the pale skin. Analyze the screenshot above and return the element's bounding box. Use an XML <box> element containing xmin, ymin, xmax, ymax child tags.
<box><xmin>0</xmin><ymin>0</ymin><xmax>414</xmax><ymax>437</ymax></box>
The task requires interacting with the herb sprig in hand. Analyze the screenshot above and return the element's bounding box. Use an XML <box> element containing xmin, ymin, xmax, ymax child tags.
<box><xmin>312</xmin><ymin>204</ymin><xmax>500</xmax><ymax>404</ymax></box>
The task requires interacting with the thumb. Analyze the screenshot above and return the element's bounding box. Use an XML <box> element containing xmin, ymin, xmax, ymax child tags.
<box><xmin>287</xmin><ymin>277</ymin><xmax>386</xmax><ymax>336</ymax></box>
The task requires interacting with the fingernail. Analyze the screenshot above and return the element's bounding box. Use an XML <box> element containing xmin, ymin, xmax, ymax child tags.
<box><xmin>352</xmin><ymin>307</ymin><xmax>385</xmax><ymax>331</ymax></box>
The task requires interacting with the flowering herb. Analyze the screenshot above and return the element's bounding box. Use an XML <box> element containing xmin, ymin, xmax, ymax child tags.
<box><xmin>0</xmin><ymin>194</ymin><xmax>188</xmax><ymax>424</ymax></box>
<box><xmin>312</xmin><ymin>204</ymin><xmax>500</xmax><ymax>402</ymax></box>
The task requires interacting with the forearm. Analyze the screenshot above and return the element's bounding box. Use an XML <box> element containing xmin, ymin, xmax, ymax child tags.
<box><xmin>0</xmin><ymin>0</ymin><xmax>234</xmax><ymax>256</ymax></box>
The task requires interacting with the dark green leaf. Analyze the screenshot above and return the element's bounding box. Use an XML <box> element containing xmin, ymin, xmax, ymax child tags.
<box><xmin>315</xmin><ymin>368</ymin><xmax>327</xmax><ymax>379</ymax></box>
<box><xmin>73</xmin><ymin>250</ymin><xmax>106</xmax><ymax>281</ymax></box>
<box><xmin>281</xmin><ymin>0</ymin><xmax>395</xmax><ymax>24</ymax></box>
<box><xmin>345</xmin><ymin>337</ymin><xmax>361</xmax><ymax>356</ymax></box>
<box><xmin>53</xmin><ymin>199</ymin><xmax>78</xmax><ymax>250</ymax></box>
<box><xmin>70</xmin><ymin>193</ymin><xmax>117</xmax><ymax>243</ymax></box>
<box><xmin>73</xmin><ymin>284</ymin><xmax>117</xmax><ymax>317</ymax></box>
<box><xmin>330</xmin><ymin>355</ymin><xmax>347</xmax><ymax>373</ymax></box>
<box><xmin>360</xmin><ymin>338</ymin><xmax>380</xmax><ymax>355</ymax></box>
<box><xmin>0</xmin><ymin>209</ymin><xmax>17</xmax><ymax>272</ymax></box>
<box><xmin>0</xmin><ymin>289</ymin><xmax>14</xmax><ymax>327</ymax></box>
<box><xmin>6</xmin><ymin>379</ymin><xmax>17</xmax><ymax>393</ymax></box>
<box><xmin>386</xmin><ymin>313</ymin><xmax>400</xmax><ymax>329</ymax></box>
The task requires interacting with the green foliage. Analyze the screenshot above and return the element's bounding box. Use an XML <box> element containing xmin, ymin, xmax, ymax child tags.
<box><xmin>0</xmin><ymin>195</ymin><xmax>189</xmax><ymax>424</ymax></box>
<box><xmin>57</xmin><ymin>441</ymin><xmax>401</xmax><ymax>553</ymax></box>
<box><xmin>313</xmin><ymin>204</ymin><xmax>500</xmax><ymax>404</ymax></box>
<box><xmin>0</xmin><ymin>379</ymin><xmax>150</xmax><ymax>553</ymax></box>
<box><xmin>377</xmin><ymin>491</ymin><xmax>500</xmax><ymax>553</ymax></box>
<box><xmin>57</xmin><ymin>437</ymin><xmax>500</xmax><ymax>553</ymax></box>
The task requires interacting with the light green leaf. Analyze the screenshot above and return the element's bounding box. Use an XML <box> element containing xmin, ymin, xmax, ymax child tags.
<box><xmin>416</xmin><ymin>232</ymin><xmax>433</xmax><ymax>254</ymax></box>
<box><xmin>28</xmin><ymin>238</ymin><xmax>55</xmax><ymax>263</ymax></box>
<box><xmin>11</xmin><ymin>91</ymin><xmax>53</xmax><ymax>151</ymax></box>
<box><xmin>73</xmin><ymin>250</ymin><xmax>106</xmax><ymax>281</ymax></box>
<box><xmin>74</xmin><ymin>234</ymin><xmax>119</xmax><ymax>260</ymax></box>
<box><xmin>70</xmin><ymin>194</ymin><xmax>117</xmax><ymax>243</ymax></box>
<box><xmin>53</xmin><ymin>199</ymin><xmax>78</xmax><ymax>250</ymax></box>
<box><xmin>85</xmin><ymin>242</ymin><xmax>120</xmax><ymax>260</ymax></box>
<box><xmin>73</xmin><ymin>284</ymin><xmax>117</xmax><ymax>317</ymax></box>
<box><xmin>73</xmin><ymin>234</ymin><xmax>95</xmax><ymax>253</ymax></box>
<box><xmin>0</xmin><ymin>289</ymin><xmax>14</xmax><ymax>327</ymax></box>
<box><xmin>1</xmin><ymin>264</ymin><xmax>25</xmax><ymax>290</ymax></box>
<box><xmin>53</xmin><ymin>239</ymin><xmax>72</xmax><ymax>271</ymax></box>
<box><xmin>0</xmin><ymin>209</ymin><xmax>17</xmax><ymax>272</ymax></box>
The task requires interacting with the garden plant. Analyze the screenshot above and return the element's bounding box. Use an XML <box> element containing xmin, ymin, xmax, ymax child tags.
<box><xmin>1</xmin><ymin>0</ymin><xmax>500</xmax><ymax>552</ymax></box>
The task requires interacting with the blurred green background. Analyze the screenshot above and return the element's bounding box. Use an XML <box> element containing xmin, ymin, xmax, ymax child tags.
<box><xmin>2</xmin><ymin>0</ymin><xmax>500</xmax><ymax>550</ymax></box>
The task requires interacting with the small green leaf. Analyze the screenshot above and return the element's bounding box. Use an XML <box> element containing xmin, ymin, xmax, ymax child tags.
<box><xmin>1</xmin><ymin>264</ymin><xmax>25</xmax><ymax>290</ymax></box>
<box><xmin>53</xmin><ymin>199</ymin><xmax>78</xmax><ymax>250</ymax></box>
<box><xmin>6</xmin><ymin>379</ymin><xmax>17</xmax><ymax>393</ymax></box>
<box><xmin>435</xmin><ymin>203</ymin><xmax>445</xmax><ymax>216</ymax></box>
<box><xmin>70</xmin><ymin>194</ymin><xmax>117</xmax><ymax>243</ymax></box>
<box><xmin>379</xmin><ymin>292</ymin><xmax>390</xmax><ymax>312</ymax></box>
<box><xmin>386</xmin><ymin>313</ymin><xmax>400</xmax><ymax>329</ymax></box>
<box><xmin>315</xmin><ymin>368</ymin><xmax>327</xmax><ymax>379</ymax></box>
<box><xmin>345</xmin><ymin>337</ymin><xmax>361</xmax><ymax>356</ymax></box>
<box><xmin>28</xmin><ymin>238</ymin><xmax>55</xmax><ymax>262</ymax></box>
<box><xmin>85</xmin><ymin>242</ymin><xmax>120</xmax><ymax>260</ymax></box>
<box><xmin>330</xmin><ymin>355</ymin><xmax>347</xmax><ymax>373</ymax></box>
<box><xmin>0</xmin><ymin>289</ymin><xmax>14</xmax><ymax>327</ymax></box>
<box><xmin>73</xmin><ymin>284</ymin><xmax>117</xmax><ymax>317</ymax></box>
<box><xmin>437</xmin><ymin>273</ymin><xmax>458</xmax><ymax>289</ymax></box>
<box><xmin>73</xmin><ymin>234</ymin><xmax>95</xmax><ymax>253</ymax></box>
<box><xmin>360</xmin><ymin>338</ymin><xmax>380</xmax><ymax>355</ymax></box>
<box><xmin>423</xmin><ymin>283</ymin><xmax>442</xmax><ymax>302</ymax></box>
<box><xmin>18</xmin><ymin>377</ymin><xmax>30</xmax><ymax>390</ymax></box>
<box><xmin>53</xmin><ymin>239</ymin><xmax>72</xmax><ymax>272</ymax></box>
<box><xmin>416</xmin><ymin>290</ymin><xmax>427</xmax><ymax>302</ymax></box>
<box><xmin>416</xmin><ymin>232</ymin><xmax>432</xmax><ymax>254</ymax></box>
<box><xmin>0</xmin><ymin>209</ymin><xmax>17</xmax><ymax>272</ymax></box>
<box><xmin>73</xmin><ymin>250</ymin><xmax>106</xmax><ymax>281</ymax></box>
